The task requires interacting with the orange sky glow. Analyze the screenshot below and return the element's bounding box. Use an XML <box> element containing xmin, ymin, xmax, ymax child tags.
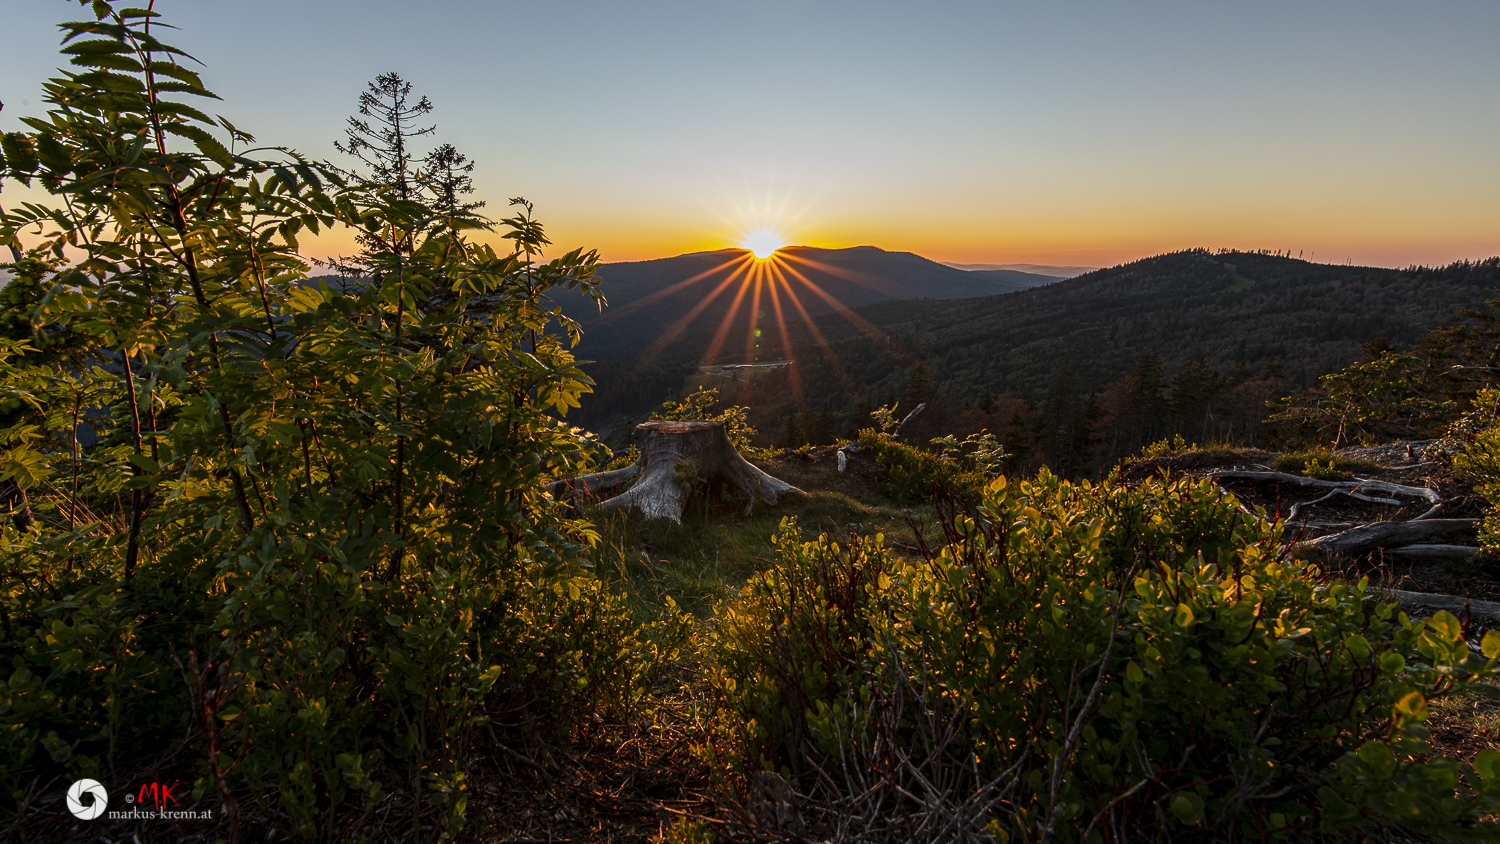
<box><xmin>4</xmin><ymin>2</ymin><xmax>1498</xmax><ymax>272</ymax></box>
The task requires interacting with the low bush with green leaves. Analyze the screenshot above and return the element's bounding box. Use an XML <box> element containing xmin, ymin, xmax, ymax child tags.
<box><xmin>856</xmin><ymin>430</ymin><xmax>990</xmax><ymax>504</ymax></box>
<box><xmin>853</xmin><ymin>404</ymin><xmax>998</xmax><ymax>504</ymax></box>
<box><xmin>1265</xmin><ymin>449</ymin><xmax>1381</xmax><ymax>479</ymax></box>
<box><xmin>1452</xmin><ymin>388</ymin><xmax>1500</xmax><ymax>555</ymax></box>
<box><xmin>1129</xmin><ymin>433</ymin><xmax>1197</xmax><ymax>463</ymax></box>
<box><xmin>706</xmin><ymin>472</ymin><xmax>1500</xmax><ymax>840</ymax></box>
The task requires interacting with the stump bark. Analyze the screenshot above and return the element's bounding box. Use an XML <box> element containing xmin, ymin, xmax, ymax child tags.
<box><xmin>572</xmin><ymin>420</ymin><xmax>801</xmax><ymax>523</ymax></box>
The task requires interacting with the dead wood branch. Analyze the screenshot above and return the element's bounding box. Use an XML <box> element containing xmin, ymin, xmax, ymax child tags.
<box><xmin>1204</xmin><ymin>470</ymin><xmax>1439</xmax><ymax>506</ymax></box>
<box><xmin>1292</xmin><ymin>519</ymin><xmax>1479</xmax><ymax>560</ymax></box>
<box><xmin>892</xmin><ymin>402</ymin><xmax>927</xmax><ymax>439</ymax></box>
<box><xmin>1380</xmin><ymin>544</ymin><xmax>1483</xmax><ymax>563</ymax></box>
<box><xmin>1287</xmin><ymin>489</ymin><xmax>1401</xmax><ymax>522</ymax></box>
<box><xmin>1380</xmin><ymin>589</ymin><xmax>1500</xmax><ymax>627</ymax></box>
<box><xmin>546</xmin><ymin>463</ymin><xmax>640</xmax><ymax>502</ymax></box>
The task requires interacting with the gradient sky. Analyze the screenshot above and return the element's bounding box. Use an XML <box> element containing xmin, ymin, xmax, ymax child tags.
<box><xmin>3</xmin><ymin>0</ymin><xmax>1498</xmax><ymax>268</ymax></box>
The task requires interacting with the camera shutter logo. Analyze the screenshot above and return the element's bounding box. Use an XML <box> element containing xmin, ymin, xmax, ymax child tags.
<box><xmin>66</xmin><ymin>779</ymin><xmax>108</xmax><ymax>820</ymax></box>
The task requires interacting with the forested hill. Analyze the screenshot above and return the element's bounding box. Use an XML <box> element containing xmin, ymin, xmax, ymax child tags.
<box><xmin>566</xmin><ymin>245</ymin><xmax>1057</xmax><ymax>355</ymax></box>
<box><xmin>576</xmin><ymin>249</ymin><xmax>1500</xmax><ymax>436</ymax></box>
<box><xmin>801</xmin><ymin>250</ymin><xmax>1500</xmax><ymax>404</ymax></box>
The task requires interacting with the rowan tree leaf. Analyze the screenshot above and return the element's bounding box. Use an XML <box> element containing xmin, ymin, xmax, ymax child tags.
<box><xmin>2</xmin><ymin>134</ymin><xmax>38</xmax><ymax>176</ymax></box>
<box><xmin>163</xmin><ymin>124</ymin><xmax>232</xmax><ymax>167</ymax></box>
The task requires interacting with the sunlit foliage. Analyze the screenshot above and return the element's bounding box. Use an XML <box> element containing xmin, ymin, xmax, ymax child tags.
<box><xmin>706</xmin><ymin>473</ymin><xmax>1500</xmax><ymax>839</ymax></box>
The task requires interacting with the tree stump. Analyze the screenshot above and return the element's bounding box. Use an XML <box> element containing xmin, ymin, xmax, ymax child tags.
<box><xmin>590</xmin><ymin>420</ymin><xmax>801</xmax><ymax>523</ymax></box>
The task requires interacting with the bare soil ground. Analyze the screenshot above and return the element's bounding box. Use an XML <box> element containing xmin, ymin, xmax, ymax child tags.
<box><xmin>463</xmin><ymin>685</ymin><xmax>713</xmax><ymax>844</ymax></box>
<box><xmin>750</xmin><ymin>444</ymin><xmax>883</xmax><ymax>502</ymax></box>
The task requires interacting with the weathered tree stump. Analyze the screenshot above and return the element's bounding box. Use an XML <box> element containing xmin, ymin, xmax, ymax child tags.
<box><xmin>555</xmin><ymin>420</ymin><xmax>801</xmax><ymax>523</ymax></box>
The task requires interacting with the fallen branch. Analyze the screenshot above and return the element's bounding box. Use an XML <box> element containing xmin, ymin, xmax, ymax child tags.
<box><xmin>1380</xmin><ymin>544</ymin><xmax>1482</xmax><ymax>563</ymax></box>
<box><xmin>1380</xmin><ymin>589</ymin><xmax>1500</xmax><ymax>628</ymax></box>
<box><xmin>1286</xmin><ymin>522</ymin><xmax>1361</xmax><ymax>534</ymax></box>
<box><xmin>1287</xmin><ymin>489</ymin><xmax>1401</xmax><ymax>522</ymax></box>
<box><xmin>1278</xmin><ymin>523</ymin><xmax>1365</xmax><ymax>544</ymax></box>
<box><xmin>1411</xmin><ymin>499</ymin><xmax>1456</xmax><ymax>521</ymax></box>
<box><xmin>1205</xmin><ymin>470</ymin><xmax>1439</xmax><ymax>505</ymax></box>
<box><xmin>892</xmin><ymin>402</ymin><xmax>927</xmax><ymax>439</ymax></box>
<box><xmin>1292</xmin><ymin>519</ymin><xmax>1479</xmax><ymax>560</ymax></box>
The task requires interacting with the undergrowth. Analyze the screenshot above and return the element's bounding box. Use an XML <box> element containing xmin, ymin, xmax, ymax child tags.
<box><xmin>583</xmin><ymin>486</ymin><xmax>938</xmax><ymax>620</ymax></box>
<box><xmin>702</xmin><ymin>472</ymin><xmax>1500</xmax><ymax>841</ymax></box>
<box><xmin>1272</xmin><ymin>449</ymin><xmax>1384</xmax><ymax>479</ymax></box>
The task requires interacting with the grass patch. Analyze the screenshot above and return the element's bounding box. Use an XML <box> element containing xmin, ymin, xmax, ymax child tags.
<box><xmin>583</xmin><ymin>489</ymin><xmax>937</xmax><ymax>620</ymax></box>
<box><xmin>1273</xmin><ymin>448</ymin><xmax>1384</xmax><ymax>477</ymax></box>
<box><xmin>1431</xmin><ymin>684</ymin><xmax>1500</xmax><ymax>738</ymax></box>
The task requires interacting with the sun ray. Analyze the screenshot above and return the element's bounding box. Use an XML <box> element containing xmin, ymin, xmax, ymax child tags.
<box><xmin>727</xmin><ymin>266</ymin><xmax>768</xmax><ymax>404</ymax></box>
<box><xmin>762</xmin><ymin>264</ymin><xmax>806</xmax><ymax>406</ymax></box>
<box><xmin>638</xmin><ymin>260</ymin><xmax>754</xmax><ymax>364</ymax></box>
<box><xmin>777</xmin><ymin>259</ymin><xmax>899</xmax><ymax>348</ymax></box>
<box><xmin>769</xmin><ymin>268</ymin><xmax>860</xmax><ymax>395</ymax></box>
<box><xmin>589</xmin><ymin>252</ymin><xmax>754</xmax><ymax>327</ymax></box>
<box><xmin>742</xmin><ymin>264</ymin><xmax>767</xmax><ymax>364</ymax></box>
<box><xmin>701</xmin><ymin>265</ymin><xmax>759</xmax><ymax>367</ymax></box>
<box><xmin>778</xmin><ymin>252</ymin><xmax>890</xmax><ymax>292</ymax></box>
<box><xmin>608</xmin><ymin>240</ymin><xmax>919</xmax><ymax>427</ymax></box>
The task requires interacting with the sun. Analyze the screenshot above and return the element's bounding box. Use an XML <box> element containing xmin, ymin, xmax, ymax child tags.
<box><xmin>740</xmin><ymin>229</ymin><xmax>785</xmax><ymax>260</ymax></box>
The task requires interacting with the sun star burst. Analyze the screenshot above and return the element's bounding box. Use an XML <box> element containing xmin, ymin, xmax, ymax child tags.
<box><xmin>741</xmin><ymin>229</ymin><xmax>785</xmax><ymax>259</ymax></box>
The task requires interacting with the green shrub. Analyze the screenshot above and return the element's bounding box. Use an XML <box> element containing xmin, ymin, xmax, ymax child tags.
<box><xmin>1130</xmin><ymin>433</ymin><xmax>1196</xmax><ymax>462</ymax></box>
<box><xmin>1266</xmin><ymin>449</ymin><xmax>1381</xmax><ymax>479</ymax></box>
<box><xmin>857</xmin><ymin>428</ymin><xmax>989</xmax><ymax>504</ymax></box>
<box><xmin>930</xmin><ymin>430</ymin><xmax>1010</xmax><ymax>476</ymax></box>
<box><xmin>855</xmin><ymin>404</ymin><xmax>1007</xmax><ymax>504</ymax></box>
<box><xmin>706</xmin><ymin>473</ymin><xmax>1500</xmax><ymax>840</ymax></box>
<box><xmin>1452</xmin><ymin>388</ymin><xmax>1500</xmax><ymax>554</ymax></box>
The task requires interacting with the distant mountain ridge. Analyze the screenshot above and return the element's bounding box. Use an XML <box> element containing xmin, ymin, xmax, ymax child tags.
<box><xmin>565</xmin><ymin>245</ymin><xmax>1057</xmax><ymax>356</ymax></box>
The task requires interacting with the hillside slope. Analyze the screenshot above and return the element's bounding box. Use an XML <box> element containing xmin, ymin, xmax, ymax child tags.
<box><xmin>576</xmin><ymin>250</ymin><xmax>1500</xmax><ymax>430</ymax></box>
<box><xmin>802</xmin><ymin>250</ymin><xmax>1500</xmax><ymax>403</ymax></box>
